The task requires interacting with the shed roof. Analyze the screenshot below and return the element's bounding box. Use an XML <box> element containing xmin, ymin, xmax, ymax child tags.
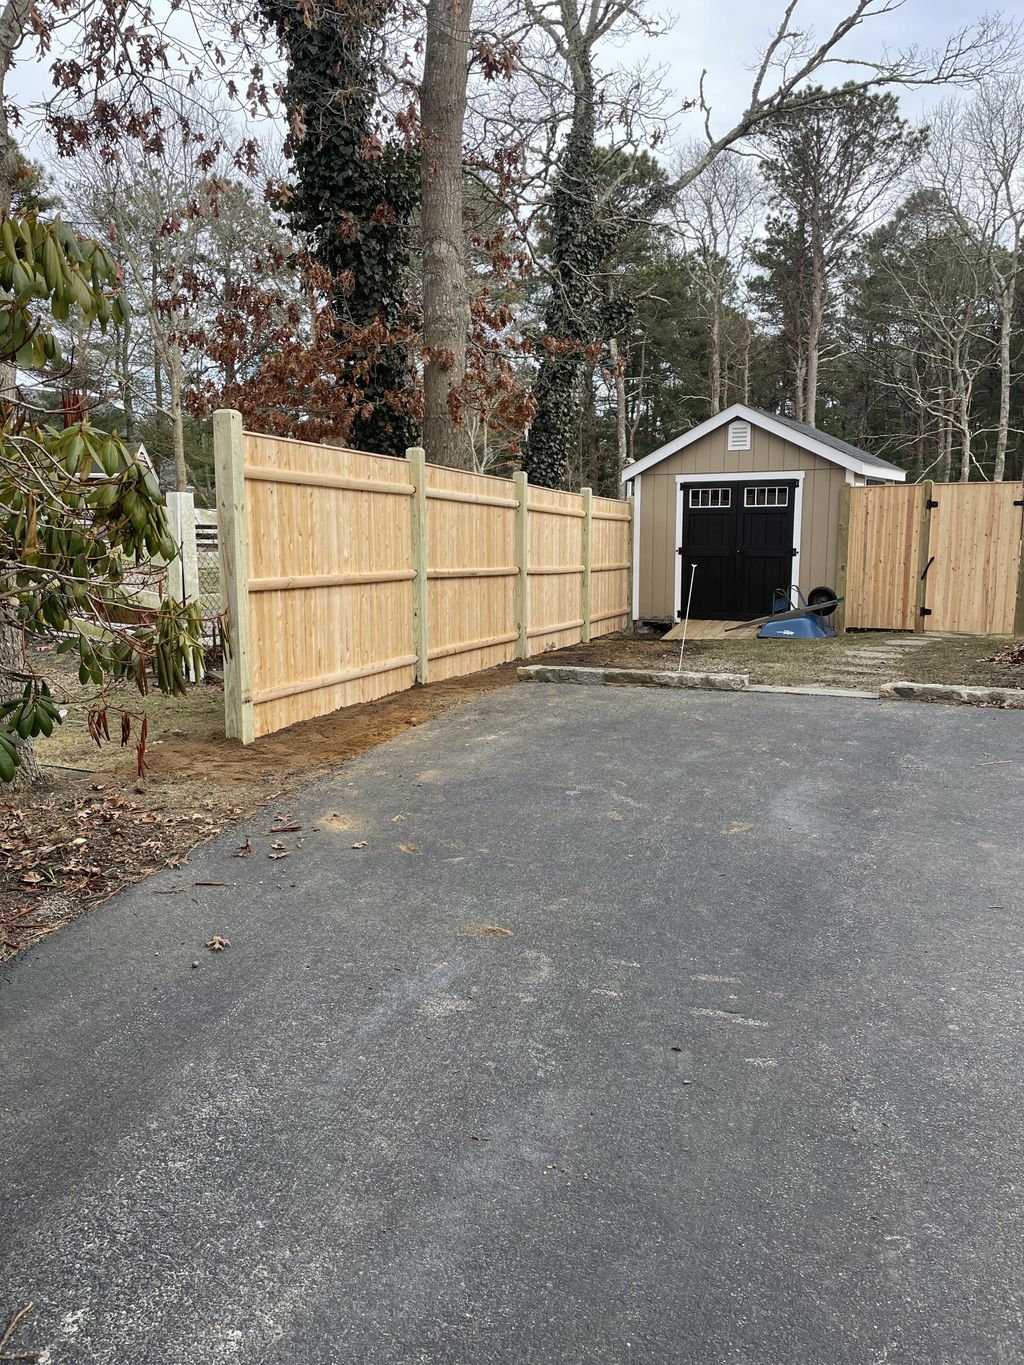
<box><xmin>621</xmin><ymin>403</ymin><xmax>907</xmax><ymax>483</ymax></box>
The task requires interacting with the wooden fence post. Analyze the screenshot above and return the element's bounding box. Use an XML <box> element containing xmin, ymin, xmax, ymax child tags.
<box><xmin>914</xmin><ymin>480</ymin><xmax>934</xmax><ymax>635</ymax></box>
<box><xmin>213</xmin><ymin>409</ymin><xmax>254</xmax><ymax>744</ymax></box>
<box><xmin>580</xmin><ymin>486</ymin><xmax>593</xmax><ymax>643</ymax></box>
<box><xmin>1015</xmin><ymin>483</ymin><xmax>1024</xmax><ymax>637</ymax></box>
<box><xmin>407</xmin><ymin>446</ymin><xmax>429</xmax><ymax>684</ymax></box>
<box><xmin>513</xmin><ymin>470</ymin><xmax>529</xmax><ymax>659</ymax></box>
<box><xmin>834</xmin><ymin>483</ymin><xmax>851</xmax><ymax>634</ymax></box>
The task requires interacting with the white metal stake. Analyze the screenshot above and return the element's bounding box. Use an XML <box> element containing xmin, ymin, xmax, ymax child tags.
<box><xmin>677</xmin><ymin>563</ymin><xmax>697</xmax><ymax>671</ymax></box>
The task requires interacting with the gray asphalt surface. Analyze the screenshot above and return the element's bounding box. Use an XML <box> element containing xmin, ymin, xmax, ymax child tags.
<box><xmin>2</xmin><ymin>686</ymin><xmax>1024</xmax><ymax>1365</ymax></box>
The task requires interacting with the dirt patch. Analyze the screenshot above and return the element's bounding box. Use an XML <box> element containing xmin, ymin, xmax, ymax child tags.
<box><xmin>1</xmin><ymin>651</ymin><xmax>519</xmax><ymax>962</ymax></box>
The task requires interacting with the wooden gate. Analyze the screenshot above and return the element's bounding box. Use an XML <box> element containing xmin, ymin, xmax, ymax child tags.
<box><xmin>841</xmin><ymin>480</ymin><xmax>1024</xmax><ymax>635</ymax></box>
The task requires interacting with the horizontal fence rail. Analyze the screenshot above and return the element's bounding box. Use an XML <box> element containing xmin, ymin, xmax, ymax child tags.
<box><xmin>839</xmin><ymin>480</ymin><xmax>1024</xmax><ymax>636</ymax></box>
<box><xmin>214</xmin><ymin>411</ymin><xmax>633</xmax><ymax>742</ymax></box>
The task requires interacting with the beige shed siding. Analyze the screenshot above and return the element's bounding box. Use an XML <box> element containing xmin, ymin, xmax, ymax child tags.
<box><xmin>635</xmin><ymin>424</ymin><xmax>850</xmax><ymax>620</ymax></box>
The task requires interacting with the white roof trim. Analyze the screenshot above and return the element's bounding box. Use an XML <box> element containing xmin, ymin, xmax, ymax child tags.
<box><xmin>620</xmin><ymin>403</ymin><xmax>907</xmax><ymax>483</ymax></box>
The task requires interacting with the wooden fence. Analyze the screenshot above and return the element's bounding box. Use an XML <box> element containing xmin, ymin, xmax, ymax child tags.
<box><xmin>213</xmin><ymin>411</ymin><xmax>633</xmax><ymax>742</ymax></box>
<box><xmin>838</xmin><ymin>480</ymin><xmax>1024</xmax><ymax>635</ymax></box>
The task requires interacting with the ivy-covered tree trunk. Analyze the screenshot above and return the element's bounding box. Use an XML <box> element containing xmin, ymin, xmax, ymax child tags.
<box><xmin>523</xmin><ymin>57</ymin><xmax>605</xmax><ymax>488</ymax></box>
<box><xmin>262</xmin><ymin>0</ymin><xmax>419</xmax><ymax>457</ymax></box>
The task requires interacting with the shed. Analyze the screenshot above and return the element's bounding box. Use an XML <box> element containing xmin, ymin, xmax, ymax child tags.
<box><xmin>622</xmin><ymin>403</ymin><xmax>906</xmax><ymax>624</ymax></box>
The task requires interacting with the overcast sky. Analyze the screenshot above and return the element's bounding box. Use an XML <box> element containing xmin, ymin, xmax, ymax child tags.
<box><xmin>16</xmin><ymin>0</ymin><xmax>980</xmax><ymax>166</ymax></box>
<box><xmin>622</xmin><ymin>0</ymin><xmax>979</xmax><ymax>141</ymax></box>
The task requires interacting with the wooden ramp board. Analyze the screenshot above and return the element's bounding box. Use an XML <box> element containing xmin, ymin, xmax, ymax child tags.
<box><xmin>662</xmin><ymin>618</ymin><xmax>760</xmax><ymax>641</ymax></box>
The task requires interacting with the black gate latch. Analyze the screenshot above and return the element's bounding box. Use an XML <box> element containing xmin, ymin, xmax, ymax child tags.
<box><xmin>920</xmin><ymin>606</ymin><xmax>932</xmax><ymax>617</ymax></box>
<box><xmin>926</xmin><ymin>498</ymin><xmax>939</xmax><ymax>508</ymax></box>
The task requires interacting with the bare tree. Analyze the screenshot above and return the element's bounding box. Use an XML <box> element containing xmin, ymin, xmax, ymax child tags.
<box><xmin>869</xmin><ymin>192</ymin><xmax>995</xmax><ymax>482</ymax></box>
<box><xmin>925</xmin><ymin>86</ymin><xmax>1024</xmax><ymax>479</ymax></box>
<box><xmin>672</xmin><ymin>145</ymin><xmax>762</xmax><ymax>414</ymax></box>
<box><xmin>519</xmin><ymin>0</ymin><xmax>1013</xmax><ymax>482</ymax></box>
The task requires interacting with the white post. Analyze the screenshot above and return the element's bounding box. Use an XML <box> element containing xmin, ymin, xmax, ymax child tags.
<box><xmin>165</xmin><ymin>491</ymin><xmax>199</xmax><ymax>607</ymax></box>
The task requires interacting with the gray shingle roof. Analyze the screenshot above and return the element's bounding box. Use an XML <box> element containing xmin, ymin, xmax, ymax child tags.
<box><xmin>756</xmin><ymin>409</ymin><xmax>905</xmax><ymax>475</ymax></box>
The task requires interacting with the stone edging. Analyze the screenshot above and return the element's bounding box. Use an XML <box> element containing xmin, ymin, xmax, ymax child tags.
<box><xmin>517</xmin><ymin>665</ymin><xmax>1024</xmax><ymax>709</ymax></box>
<box><xmin>879</xmin><ymin>681</ymin><xmax>1024</xmax><ymax>709</ymax></box>
<box><xmin>517</xmin><ymin>665</ymin><xmax>748</xmax><ymax>691</ymax></box>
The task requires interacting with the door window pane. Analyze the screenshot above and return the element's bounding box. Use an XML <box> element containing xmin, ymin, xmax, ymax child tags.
<box><xmin>689</xmin><ymin>486</ymin><xmax>732</xmax><ymax>509</ymax></box>
<box><xmin>744</xmin><ymin>486</ymin><xmax>789</xmax><ymax>508</ymax></box>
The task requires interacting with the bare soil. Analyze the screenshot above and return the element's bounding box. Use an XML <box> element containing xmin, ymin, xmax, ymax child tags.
<box><xmin>3</xmin><ymin>629</ymin><xmax>1021</xmax><ymax>962</ymax></box>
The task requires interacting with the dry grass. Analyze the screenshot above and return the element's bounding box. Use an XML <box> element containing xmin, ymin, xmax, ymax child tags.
<box><xmin>542</xmin><ymin>631</ymin><xmax>1024</xmax><ymax>691</ymax></box>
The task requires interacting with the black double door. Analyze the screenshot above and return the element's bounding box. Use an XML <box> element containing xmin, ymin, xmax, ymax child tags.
<box><xmin>680</xmin><ymin>481</ymin><xmax>797</xmax><ymax>619</ymax></box>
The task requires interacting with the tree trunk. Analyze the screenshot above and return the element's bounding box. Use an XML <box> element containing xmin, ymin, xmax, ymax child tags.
<box><xmin>793</xmin><ymin>350</ymin><xmax>806</xmax><ymax>423</ymax></box>
<box><xmin>523</xmin><ymin>26</ymin><xmax>600</xmax><ymax>488</ymax></box>
<box><xmin>420</xmin><ymin>0</ymin><xmax>473</xmax><ymax>466</ymax></box>
<box><xmin>803</xmin><ymin>251</ymin><xmax>825</xmax><ymax>426</ymax></box>
<box><xmin>152</xmin><ymin>260</ymin><xmax>164</xmax><ymax>412</ymax></box>
<box><xmin>167</xmin><ymin>345</ymin><xmax>188</xmax><ymax>490</ymax></box>
<box><xmin>994</xmin><ymin>276</ymin><xmax>1015</xmax><ymax>481</ymax></box>
<box><xmin>958</xmin><ymin>381</ymin><xmax>972</xmax><ymax>483</ymax></box>
<box><xmin>740</xmin><ymin>321</ymin><xmax>751</xmax><ymax>405</ymax></box>
<box><xmin>708</xmin><ymin>302</ymin><xmax>722</xmax><ymax>415</ymax></box>
<box><xmin>118</xmin><ymin>318</ymin><xmax>135</xmax><ymax>444</ymax></box>
<box><xmin>608</xmin><ymin>333</ymin><xmax>627</xmax><ymax>481</ymax></box>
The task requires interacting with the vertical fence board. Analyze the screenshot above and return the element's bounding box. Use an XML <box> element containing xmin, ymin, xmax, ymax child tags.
<box><xmin>845</xmin><ymin>480</ymin><xmax>1023</xmax><ymax>635</ymax></box>
<box><xmin>591</xmin><ymin>496</ymin><xmax>632</xmax><ymax>638</ymax></box>
<box><xmin>845</xmin><ymin>484</ymin><xmax>924</xmax><ymax>632</ymax></box>
<box><xmin>213</xmin><ymin>415</ymin><xmax>632</xmax><ymax>742</ymax></box>
<box><xmin>927</xmin><ymin>483</ymin><xmax>1023</xmax><ymax>634</ymax></box>
<box><xmin>423</xmin><ymin>463</ymin><xmax>519</xmax><ymax>682</ymax></box>
<box><xmin>581</xmin><ymin>487</ymin><xmax>593</xmax><ymax>643</ymax></box>
<box><xmin>527</xmin><ymin>486</ymin><xmax>587</xmax><ymax>652</ymax></box>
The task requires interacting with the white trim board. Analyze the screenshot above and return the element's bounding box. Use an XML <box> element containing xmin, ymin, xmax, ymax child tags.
<box><xmin>673</xmin><ymin>471</ymin><xmax>805</xmax><ymax>621</ymax></box>
<box><xmin>620</xmin><ymin>402</ymin><xmax>906</xmax><ymax>484</ymax></box>
<box><xmin>630</xmin><ymin>475</ymin><xmax>641</xmax><ymax>622</ymax></box>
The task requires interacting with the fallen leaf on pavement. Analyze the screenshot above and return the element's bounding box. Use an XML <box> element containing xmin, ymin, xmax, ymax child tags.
<box><xmin>351</xmin><ymin>841</ymin><xmax>367</xmax><ymax>849</ymax></box>
<box><xmin>231</xmin><ymin>837</ymin><xmax>252</xmax><ymax>858</ymax></box>
<box><xmin>206</xmin><ymin>936</ymin><xmax>230</xmax><ymax>951</ymax></box>
<box><xmin>398</xmin><ymin>843</ymin><xmax>421</xmax><ymax>855</ymax></box>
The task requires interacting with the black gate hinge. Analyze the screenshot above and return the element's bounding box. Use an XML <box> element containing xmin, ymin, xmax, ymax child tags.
<box><xmin>926</xmin><ymin>498</ymin><xmax>939</xmax><ymax>508</ymax></box>
<box><xmin>920</xmin><ymin>606</ymin><xmax>932</xmax><ymax>617</ymax></box>
<box><xmin>1014</xmin><ymin>499</ymin><xmax>1024</xmax><ymax>507</ymax></box>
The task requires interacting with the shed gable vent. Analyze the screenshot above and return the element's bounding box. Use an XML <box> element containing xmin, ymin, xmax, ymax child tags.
<box><xmin>727</xmin><ymin>420</ymin><xmax>751</xmax><ymax>452</ymax></box>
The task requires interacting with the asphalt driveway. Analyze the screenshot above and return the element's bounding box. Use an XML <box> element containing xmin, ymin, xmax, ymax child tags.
<box><xmin>2</xmin><ymin>686</ymin><xmax>1023</xmax><ymax>1364</ymax></box>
